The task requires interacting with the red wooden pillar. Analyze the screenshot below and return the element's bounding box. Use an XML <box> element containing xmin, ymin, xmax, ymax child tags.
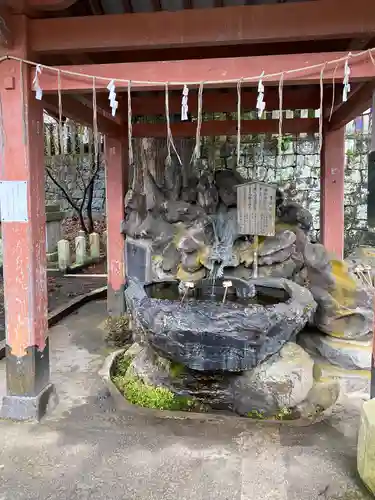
<box><xmin>105</xmin><ymin>136</ymin><xmax>127</xmax><ymax>316</ymax></box>
<box><xmin>0</xmin><ymin>18</ymin><xmax>52</xmax><ymax>420</ymax></box>
<box><xmin>369</xmin><ymin>92</ymin><xmax>375</xmax><ymax>399</ymax></box>
<box><xmin>320</xmin><ymin>126</ymin><xmax>345</xmax><ymax>259</ymax></box>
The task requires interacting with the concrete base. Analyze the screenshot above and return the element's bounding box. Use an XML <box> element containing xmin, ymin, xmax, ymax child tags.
<box><xmin>107</xmin><ymin>284</ymin><xmax>125</xmax><ymax>316</ymax></box>
<box><xmin>0</xmin><ymin>383</ymin><xmax>54</xmax><ymax>422</ymax></box>
<box><xmin>358</xmin><ymin>398</ymin><xmax>375</xmax><ymax>494</ymax></box>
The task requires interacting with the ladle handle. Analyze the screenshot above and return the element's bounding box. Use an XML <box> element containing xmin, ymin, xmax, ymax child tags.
<box><xmin>253</xmin><ymin>235</ymin><xmax>259</xmax><ymax>278</ymax></box>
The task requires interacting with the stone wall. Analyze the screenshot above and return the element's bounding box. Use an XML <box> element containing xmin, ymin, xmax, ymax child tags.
<box><xmin>45</xmin><ymin>154</ymin><xmax>106</xmax><ymax>215</ymax></box>
<box><xmin>198</xmin><ymin>119</ymin><xmax>370</xmax><ymax>255</ymax></box>
<box><xmin>44</xmin><ymin>113</ymin><xmax>371</xmax><ymax>254</ymax></box>
<box><xmin>344</xmin><ymin>118</ymin><xmax>371</xmax><ymax>252</ymax></box>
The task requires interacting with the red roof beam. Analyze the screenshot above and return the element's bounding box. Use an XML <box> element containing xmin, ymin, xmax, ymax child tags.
<box><xmin>43</xmin><ymin>94</ymin><xmax>122</xmax><ymax>137</ymax></box>
<box><xmin>28</xmin><ymin>0</ymin><xmax>79</xmax><ymax>10</ymax></box>
<box><xmin>327</xmin><ymin>81</ymin><xmax>375</xmax><ymax>130</ymax></box>
<box><xmin>29</xmin><ymin>0</ymin><xmax>375</xmax><ymax>54</ymax></box>
<box><xmin>129</xmin><ymin>87</ymin><xmax>324</xmax><ymax>115</ymax></box>
<box><xmin>132</xmin><ymin>118</ymin><xmax>319</xmax><ymax>137</ymax></box>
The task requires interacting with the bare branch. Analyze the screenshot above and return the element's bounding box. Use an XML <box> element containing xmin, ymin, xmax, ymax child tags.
<box><xmin>46</xmin><ymin>166</ymin><xmax>79</xmax><ymax>212</ymax></box>
<box><xmin>76</xmin><ymin>163</ymin><xmax>87</xmax><ymax>191</ymax></box>
<box><xmin>46</xmin><ymin>165</ymin><xmax>89</xmax><ymax>232</ymax></box>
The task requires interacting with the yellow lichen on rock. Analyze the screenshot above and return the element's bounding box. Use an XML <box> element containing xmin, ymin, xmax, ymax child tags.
<box><xmin>197</xmin><ymin>246</ymin><xmax>211</xmax><ymax>268</ymax></box>
<box><xmin>330</xmin><ymin>259</ymin><xmax>358</xmax><ymax>309</ymax></box>
<box><xmin>308</xmin><ymin>256</ymin><xmax>373</xmax><ymax>340</ymax></box>
<box><xmin>233</xmin><ymin>240</ymin><xmax>255</xmax><ymax>267</ymax></box>
<box><xmin>176</xmin><ymin>265</ymin><xmax>206</xmax><ymax>282</ymax></box>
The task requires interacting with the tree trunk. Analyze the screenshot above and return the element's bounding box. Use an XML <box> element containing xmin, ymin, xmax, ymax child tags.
<box><xmin>86</xmin><ymin>178</ymin><xmax>95</xmax><ymax>234</ymax></box>
<box><xmin>77</xmin><ymin>208</ymin><xmax>89</xmax><ymax>234</ymax></box>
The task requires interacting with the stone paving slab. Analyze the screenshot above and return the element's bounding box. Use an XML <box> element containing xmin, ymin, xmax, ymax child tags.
<box><xmin>0</xmin><ymin>301</ymin><xmax>372</xmax><ymax>500</ymax></box>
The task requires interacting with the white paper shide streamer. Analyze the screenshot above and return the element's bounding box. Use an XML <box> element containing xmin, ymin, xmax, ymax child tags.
<box><xmin>343</xmin><ymin>58</ymin><xmax>351</xmax><ymax>102</ymax></box>
<box><xmin>107</xmin><ymin>79</ymin><xmax>118</xmax><ymax>117</ymax></box>
<box><xmin>256</xmin><ymin>71</ymin><xmax>265</xmax><ymax>118</ymax></box>
<box><xmin>33</xmin><ymin>64</ymin><xmax>43</xmax><ymax>100</ymax></box>
<box><xmin>181</xmin><ymin>84</ymin><xmax>189</xmax><ymax>121</ymax></box>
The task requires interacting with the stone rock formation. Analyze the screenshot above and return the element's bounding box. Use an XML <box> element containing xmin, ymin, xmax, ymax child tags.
<box><xmin>122</xmin><ymin>340</ymin><xmax>339</xmax><ymax>419</ymax></box>
<box><xmin>123</xmin><ymin>164</ymin><xmax>373</xmax><ymax>334</ymax></box>
<box><xmin>298</xmin><ymin>330</ymin><xmax>371</xmax><ymax>370</ymax></box>
<box><xmin>231</xmin><ymin>343</ymin><xmax>314</xmax><ymax>416</ymax></box>
<box><xmin>120</xmin><ymin>160</ymin><xmax>373</xmax><ymax>416</ymax></box>
<box><xmin>304</xmin><ymin>252</ymin><xmax>373</xmax><ymax>340</ymax></box>
<box><xmin>277</xmin><ymin>201</ymin><xmax>313</xmax><ymax>232</ymax></box>
<box><xmin>294</xmin><ymin>379</ymin><xmax>340</xmax><ymax>420</ymax></box>
<box><xmin>312</xmin><ymin>355</ymin><xmax>370</xmax><ymax>396</ymax></box>
<box><xmin>123</xmin><ymin>165</ymin><xmax>374</xmax><ymax>343</ymax></box>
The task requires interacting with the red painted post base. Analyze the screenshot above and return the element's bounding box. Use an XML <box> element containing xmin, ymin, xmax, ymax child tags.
<box><xmin>1</xmin><ymin>342</ymin><xmax>54</xmax><ymax>421</ymax></box>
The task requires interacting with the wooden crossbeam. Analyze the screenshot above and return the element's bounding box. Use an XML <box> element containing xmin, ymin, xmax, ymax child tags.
<box><xmin>43</xmin><ymin>96</ymin><xmax>318</xmax><ymax>136</ymax></box>
<box><xmin>81</xmin><ymin>87</ymin><xmax>322</xmax><ymax>117</ymax></box>
<box><xmin>128</xmin><ymin>87</ymin><xmax>322</xmax><ymax>115</ymax></box>
<box><xmin>74</xmin><ymin>94</ymin><xmax>122</xmax><ymax>124</ymax></box>
<box><xmin>328</xmin><ymin>81</ymin><xmax>375</xmax><ymax>130</ymax></box>
<box><xmin>38</xmin><ymin>52</ymin><xmax>375</xmax><ymax>92</ymax></box>
<box><xmin>28</xmin><ymin>0</ymin><xmax>79</xmax><ymax>9</ymax></box>
<box><xmin>132</xmin><ymin>118</ymin><xmax>318</xmax><ymax>137</ymax></box>
<box><xmin>29</xmin><ymin>0</ymin><xmax>375</xmax><ymax>54</ymax></box>
<box><xmin>43</xmin><ymin>94</ymin><xmax>122</xmax><ymax>137</ymax></box>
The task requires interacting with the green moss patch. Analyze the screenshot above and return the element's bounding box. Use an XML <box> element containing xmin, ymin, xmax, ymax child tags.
<box><xmin>247</xmin><ymin>407</ymin><xmax>296</xmax><ymax>421</ymax></box>
<box><xmin>111</xmin><ymin>350</ymin><xmax>196</xmax><ymax>411</ymax></box>
<box><xmin>113</xmin><ymin>372</ymin><xmax>195</xmax><ymax>411</ymax></box>
<box><xmin>169</xmin><ymin>361</ymin><xmax>185</xmax><ymax>379</ymax></box>
<box><xmin>113</xmin><ymin>353</ymin><xmax>132</xmax><ymax>378</ymax></box>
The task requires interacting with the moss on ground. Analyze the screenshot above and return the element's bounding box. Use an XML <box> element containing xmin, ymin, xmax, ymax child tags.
<box><xmin>247</xmin><ymin>410</ymin><xmax>266</xmax><ymax>420</ymax></box>
<box><xmin>113</xmin><ymin>371</ymin><xmax>195</xmax><ymax>411</ymax></box>
<box><xmin>274</xmin><ymin>407</ymin><xmax>294</xmax><ymax>421</ymax></box>
<box><xmin>112</xmin><ymin>351</ymin><xmax>195</xmax><ymax>411</ymax></box>
<box><xmin>247</xmin><ymin>407</ymin><xmax>295</xmax><ymax>421</ymax></box>
<box><xmin>113</xmin><ymin>353</ymin><xmax>132</xmax><ymax>377</ymax></box>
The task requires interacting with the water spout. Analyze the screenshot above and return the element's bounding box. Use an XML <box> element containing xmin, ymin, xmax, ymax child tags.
<box><xmin>208</xmin><ymin>209</ymin><xmax>238</xmax><ymax>296</ymax></box>
<box><xmin>180</xmin><ymin>281</ymin><xmax>195</xmax><ymax>304</ymax></box>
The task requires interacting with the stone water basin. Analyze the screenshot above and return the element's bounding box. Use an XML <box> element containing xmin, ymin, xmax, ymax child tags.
<box><xmin>125</xmin><ymin>277</ymin><xmax>317</xmax><ymax>372</ymax></box>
